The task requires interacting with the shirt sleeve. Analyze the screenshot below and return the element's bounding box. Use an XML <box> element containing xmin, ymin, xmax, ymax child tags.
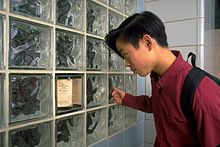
<box><xmin>122</xmin><ymin>93</ymin><xmax>153</xmax><ymax>113</ymax></box>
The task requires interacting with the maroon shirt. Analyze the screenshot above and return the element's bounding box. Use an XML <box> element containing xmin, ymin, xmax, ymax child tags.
<box><xmin>122</xmin><ymin>51</ymin><xmax>220</xmax><ymax>147</ymax></box>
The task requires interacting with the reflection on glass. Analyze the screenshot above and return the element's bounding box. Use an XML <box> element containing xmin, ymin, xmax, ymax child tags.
<box><xmin>87</xmin><ymin>37</ymin><xmax>107</xmax><ymax>71</ymax></box>
<box><xmin>0</xmin><ymin>15</ymin><xmax>3</xmax><ymax>69</ymax></box>
<box><xmin>56</xmin><ymin>0</ymin><xmax>84</xmax><ymax>30</ymax></box>
<box><xmin>87</xmin><ymin>74</ymin><xmax>107</xmax><ymax>108</ymax></box>
<box><xmin>125</xmin><ymin>0</ymin><xmax>136</xmax><ymax>16</ymax></box>
<box><xmin>109</xmin><ymin>10</ymin><xmax>124</xmax><ymax>31</ymax></box>
<box><xmin>9</xmin><ymin>122</ymin><xmax>51</xmax><ymax>147</ymax></box>
<box><xmin>109</xmin><ymin>0</ymin><xmax>125</xmax><ymax>12</ymax></box>
<box><xmin>87</xmin><ymin>108</ymin><xmax>107</xmax><ymax>145</ymax></box>
<box><xmin>56</xmin><ymin>114</ymin><xmax>84</xmax><ymax>147</ymax></box>
<box><xmin>10</xmin><ymin>0</ymin><xmax>52</xmax><ymax>22</ymax></box>
<box><xmin>108</xmin><ymin>50</ymin><xmax>124</xmax><ymax>71</ymax></box>
<box><xmin>9</xmin><ymin>74</ymin><xmax>52</xmax><ymax>124</ymax></box>
<box><xmin>56</xmin><ymin>29</ymin><xmax>83</xmax><ymax>70</ymax></box>
<box><xmin>0</xmin><ymin>74</ymin><xmax>3</xmax><ymax>128</ymax></box>
<box><xmin>108</xmin><ymin>105</ymin><xmax>125</xmax><ymax>136</ymax></box>
<box><xmin>9</xmin><ymin>19</ymin><xmax>51</xmax><ymax>69</ymax></box>
<box><xmin>87</xmin><ymin>0</ymin><xmax>107</xmax><ymax>37</ymax></box>
<box><xmin>109</xmin><ymin>74</ymin><xmax>124</xmax><ymax>103</ymax></box>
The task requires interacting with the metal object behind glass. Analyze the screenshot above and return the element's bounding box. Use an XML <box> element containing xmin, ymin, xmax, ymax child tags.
<box><xmin>109</xmin><ymin>0</ymin><xmax>125</xmax><ymax>12</ymax></box>
<box><xmin>87</xmin><ymin>37</ymin><xmax>107</xmax><ymax>71</ymax></box>
<box><xmin>10</xmin><ymin>0</ymin><xmax>52</xmax><ymax>22</ymax></box>
<box><xmin>0</xmin><ymin>15</ymin><xmax>3</xmax><ymax>69</ymax></box>
<box><xmin>56</xmin><ymin>114</ymin><xmax>84</xmax><ymax>147</ymax></box>
<box><xmin>87</xmin><ymin>0</ymin><xmax>107</xmax><ymax>37</ymax></box>
<box><xmin>109</xmin><ymin>10</ymin><xmax>124</xmax><ymax>31</ymax></box>
<box><xmin>0</xmin><ymin>74</ymin><xmax>3</xmax><ymax>128</ymax></box>
<box><xmin>56</xmin><ymin>0</ymin><xmax>84</xmax><ymax>30</ymax></box>
<box><xmin>87</xmin><ymin>74</ymin><xmax>107</xmax><ymax>108</ymax></box>
<box><xmin>9</xmin><ymin>74</ymin><xmax>52</xmax><ymax>124</ymax></box>
<box><xmin>9</xmin><ymin>122</ymin><xmax>51</xmax><ymax>147</ymax></box>
<box><xmin>108</xmin><ymin>105</ymin><xmax>125</xmax><ymax>136</ymax></box>
<box><xmin>56</xmin><ymin>29</ymin><xmax>83</xmax><ymax>70</ymax></box>
<box><xmin>125</xmin><ymin>0</ymin><xmax>137</xmax><ymax>16</ymax></box>
<box><xmin>9</xmin><ymin>19</ymin><xmax>51</xmax><ymax>69</ymax></box>
<box><xmin>108</xmin><ymin>50</ymin><xmax>124</xmax><ymax>71</ymax></box>
<box><xmin>87</xmin><ymin>108</ymin><xmax>107</xmax><ymax>145</ymax></box>
<box><xmin>109</xmin><ymin>74</ymin><xmax>124</xmax><ymax>103</ymax></box>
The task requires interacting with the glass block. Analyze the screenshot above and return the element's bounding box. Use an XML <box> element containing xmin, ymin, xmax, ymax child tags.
<box><xmin>125</xmin><ymin>107</ymin><xmax>137</xmax><ymax>128</ymax></box>
<box><xmin>108</xmin><ymin>105</ymin><xmax>125</xmax><ymax>136</ymax></box>
<box><xmin>87</xmin><ymin>37</ymin><xmax>107</xmax><ymax>71</ymax></box>
<box><xmin>87</xmin><ymin>74</ymin><xmax>107</xmax><ymax>108</ymax></box>
<box><xmin>109</xmin><ymin>74</ymin><xmax>124</xmax><ymax>103</ymax></box>
<box><xmin>87</xmin><ymin>108</ymin><xmax>107</xmax><ymax>145</ymax></box>
<box><xmin>10</xmin><ymin>0</ymin><xmax>52</xmax><ymax>22</ymax></box>
<box><xmin>0</xmin><ymin>132</ymin><xmax>4</xmax><ymax>147</ymax></box>
<box><xmin>0</xmin><ymin>0</ymin><xmax>3</xmax><ymax>9</ymax></box>
<box><xmin>125</xmin><ymin>74</ymin><xmax>137</xmax><ymax>95</ymax></box>
<box><xmin>9</xmin><ymin>18</ymin><xmax>51</xmax><ymax>69</ymax></box>
<box><xmin>109</xmin><ymin>0</ymin><xmax>125</xmax><ymax>13</ymax></box>
<box><xmin>109</xmin><ymin>10</ymin><xmax>124</xmax><ymax>31</ymax></box>
<box><xmin>108</xmin><ymin>50</ymin><xmax>124</xmax><ymax>71</ymax></box>
<box><xmin>55</xmin><ymin>74</ymin><xmax>84</xmax><ymax>115</ymax></box>
<box><xmin>87</xmin><ymin>0</ymin><xmax>107</xmax><ymax>37</ymax></box>
<box><xmin>96</xmin><ymin>0</ymin><xmax>107</xmax><ymax>4</ymax></box>
<box><xmin>56</xmin><ymin>29</ymin><xmax>84</xmax><ymax>70</ymax></box>
<box><xmin>125</xmin><ymin>0</ymin><xmax>137</xmax><ymax>16</ymax></box>
<box><xmin>0</xmin><ymin>15</ymin><xmax>3</xmax><ymax>69</ymax></box>
<box><xmin>9</xmin><ymin>74</ymin><xmax>52</xmax><ymax>124</ymax></box>
<box><xmin>9</xmin><ymin>122</ymin><xmax>52</xmax><ymax>147</ymax></box>
<box><xmin>0</xmin><ymin>74</ymin><xmax>3</xmax><ymax>128</ymax></box>
<box><xmin>56</xmin><ymin>113</ymin><xmax>84</xmax><ymax>147</ymax></box>
<box><xmin>56</xmin><ymin>0</ymin><xmax>84</xmax><ymax>31</ymax></box>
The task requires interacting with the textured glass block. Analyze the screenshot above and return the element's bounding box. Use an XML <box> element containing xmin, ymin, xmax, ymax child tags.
<box><xmin>108</xmin><ymin>50</ymin><xmax>124</xmax><ymax>71</ymax></box>
<box><xmin>108</xmin><ymin>105</ymin><xmax>125</xmax><ymax>136</ymax></box>
<box><xmin>87</xmin><ymin>0</ymin><xmax>107</xmax><ymax>37</ymax></box>
<box><xmin>125</xmin><ymin>0</ymin><xmax>137</xmax><ymax>16</ymax></box>
<box><xmin>10</xmin><ymin>0</ymin><xmax>52</xmax><ymax>22</ymax></box>
<box><xmin>96</xmin><ymin>0</ymin><xmax>107</xmax><ymax>4</ymax></box>
<box><xmin>87</xmin><ymin>74</ymin><xmax>107</xmax><ymax>108</ymax></box>
<box><xmin>87</xmin><ymin>37</ymin><xmax>107</xmax><ymax>71</ymax></box>
<box><xmin>109</xmin><ymin>74</ymin><xmax>124</xmax><ymax>103</ymax></box>
<box><xmin>9</xmin><ymin>122</ymin><xmax>52</xmax><ymax>147</ymax></box>
<box><xmin>125</xmin><ymin>107</ymin><xmax>137</xmax><ymax>128</ymax></box>
<box><xmin>125</xmin><ymin>74</ymin><xmax>137</xmax><ymax>95</ymax></box>
<box><xmin>109</xmin><ymin>0</ymin><xmax>125</xmax><ymax>13</ymax></box>
<box><xmin>0</xmin><ymin>74</ymin><xmax>3</xmax><ymax>128</ymax></box>
<box><xmin>56</xmin><ymin>0</ymin><xmax>84</xmax><ymax>31</ymax></box>
<box><xmin>56</xmin><ymin>29</ymin><xmax>84</xmax><ymax>70</ymax></box>
<box><xmin>0</xmin><ymin>15</ymin><xmax>3</xmax><ymax>69</ymax></box>
<box><xmin>109</xmin><ymin>10</ymin><xmax>124</xmax><ymax>31</ymax></box>
<box><xmin>56</xmin><ymin>114</ymin><xmax>84</xmax><ymax>147</ymax></box>
<box><xmin>9</xmin><ymin>74</ymin><xmax>52</xmax><ymax>124</ymax></box>
<box><xmin>0</xmin><ymin>132</ymin><xmax>4</xmax><ymax>147</ymax></box>
<box><xmin>55</xmin><ymin>74</ymin><xmax>84</xmax><ymax>115</ymax></box>
<box><xmin>9</xmin><ymin>19</ymin><xmax>51</xmax><ymax>69</ymax></box>
<box><xmin>87</xmin><ymin>108</ymin><xmax>107</xmax><ymax>145</ymax></box>
<box><xmin>0</xmin><ymin>0</ymin><xmax>3</xmax><ymax>9</ymax></box>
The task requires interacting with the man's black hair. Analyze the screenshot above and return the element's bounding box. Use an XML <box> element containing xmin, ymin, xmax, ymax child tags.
<box><xmin>104</xmin><ymin>11</ymin><xmax>169</xmax><ymax>58</ymax></box>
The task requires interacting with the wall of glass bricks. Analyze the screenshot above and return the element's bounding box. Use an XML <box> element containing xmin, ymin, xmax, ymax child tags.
<box><xmin>0</xmin><ymin>0</ymin><xmax>138</xmax><ymax>146</ymax></box>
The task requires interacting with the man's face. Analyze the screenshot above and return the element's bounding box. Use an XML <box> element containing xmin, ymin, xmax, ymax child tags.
<box><xmin>115</xmin><ymin>38</ymin><xmax>155</xmax><ymax>77</ymax></box>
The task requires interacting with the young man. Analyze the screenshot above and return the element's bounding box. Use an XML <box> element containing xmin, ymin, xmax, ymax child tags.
<box><xmin>104</xmin><ymin>11</ymin><xmax>220</xmax><ymax>147</ymax></box>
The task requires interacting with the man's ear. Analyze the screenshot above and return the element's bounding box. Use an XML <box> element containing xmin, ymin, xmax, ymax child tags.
<box><xmin>143</xmin><ymin>34</ymin><xmax>152</xmax><ymax>49</ymax></box>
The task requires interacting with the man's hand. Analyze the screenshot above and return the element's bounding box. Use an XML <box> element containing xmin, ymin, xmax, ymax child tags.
<box><xmin>112</xmin><ymin>87</ymin><xmax>125</xmax><ymax>104</ymax></box>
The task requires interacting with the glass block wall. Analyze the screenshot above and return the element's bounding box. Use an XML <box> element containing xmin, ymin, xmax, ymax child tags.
<box><xmin>0</xmin><ymin>0</ymin><xmax>138</xmax><ymax>146</ymax></box>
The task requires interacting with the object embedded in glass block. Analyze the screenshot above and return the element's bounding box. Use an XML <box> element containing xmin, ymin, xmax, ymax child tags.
<box><xmin>56</xmin><ymin>114</ymin><xmax>84</xmax><ymax>147</ymax></box>
<box><xmin>109</xmin><ymin>10</ymin><xmax>124</xmax><ymax>31</ymax></box>
<box><xmin>108</xmin><ymin>50</ymin><xmax>124</xmax><ymax>71</ymax></box>
<box><xmin>0</xmin><ymin>74</ymin><xmax>3</xmax><ymax>128</ymax></box>
<box><xmin>9</xmin><ymin>18</ymin><xmax>51</xmax><ymax>69</ymax></box>
<box><xmin>56</xmin><ymin>74</ymin><xmax>83</xmax><ymax>115</ymax></box>
<box><xmin>9</xmin><ymin>74</ymin><xmax>52</xmax><ymax>124</ymax></box>
<box><xmin>87</xmin><ymin>0</ymin><xmax>107</xmax><ymax>37</ymax></box>
<box><xmin>87</xmin><ymin>74</ymin><xmax>107</xmax><ymax>108</ymax></box>
<box><xmin>87</xmin><ymin>37</ymin><xmax>107</xmax><ymax>71</ymax></box>
<box><xmin>0</xmin><ymin>15</ymin><xmax>3</xmax><ymax>69</ymax></box>
<box><xmin>56</xmin><ymin>0</ymin><xmax>84</xmax><ymax>30</ymax></box>
<box><xmin>108</xmin><ymin>105</ymin><xmax>125</xmax><ymax>136</ymax></box>
<box><xmin>56</xmin><ymin>29</ymin><xmax>84</xmax><ymax>70</ymax></box>
<box><xmin>87</xmin><ymin>108</ymin><xmax>107</xmax><ymax>145</ymax></box>
<box><xmin>109</xmin><ymin>0</ymin><xmax>125</xmax><ymax>12</ymax></box>
<box><xmin>10</xmin><ymin>0</ymin><xmax>52</xmax><ymax>22</ymax></box>
<box><xmin>109</xmin><ymin>74</ymin><xmax>124</xmax><ymax>103</ymax></box>
<box><xmin>9</xmin><ymin>122</ymin><xmax>52</xmax><ymax>147</ymax></box>
<box><xmin>125</xmin><ymin>74</ymin><xmax>137</xmax><ymax>95</ymax></box>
